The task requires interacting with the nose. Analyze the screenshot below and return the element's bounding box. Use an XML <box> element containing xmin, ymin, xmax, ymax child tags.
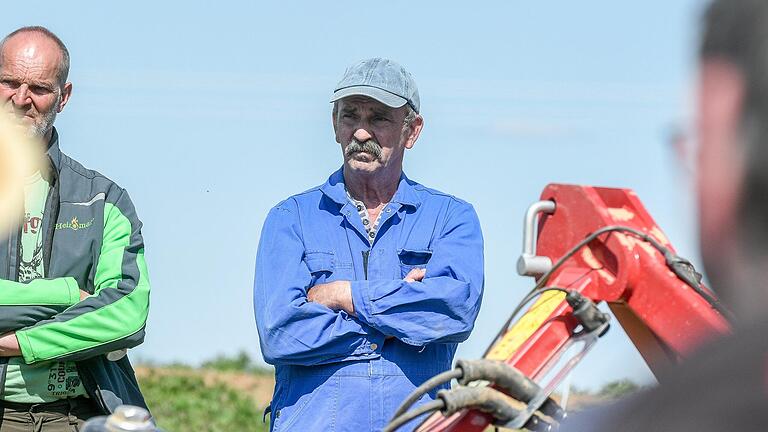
<box><xmin>11</xmin><ymin>84</ymin><xmax>30</xmax><ymax>108</ymax></box>
<box><xmin>353</xmin><ymin>128</ymin><xmax>372</xmax><ymax>143</ymax></box>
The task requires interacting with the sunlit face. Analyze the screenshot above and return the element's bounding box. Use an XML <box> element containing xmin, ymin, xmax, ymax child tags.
<box><xmin>0</xmin><ymin>33</ymin><xmax>69</xmax><ymax>140</ymax></box>
<box><xmin>333</xmin><ymin>96</ymin><xmax>416</xmax><ymax>176</ymax></box>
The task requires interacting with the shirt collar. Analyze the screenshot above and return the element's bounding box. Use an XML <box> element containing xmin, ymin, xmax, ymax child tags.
<box><xmin>45</xmin><ymin>126</ymin><xmax>62</xmax><ymax>173</ymax></box>
<box><xmin>320</xmin><ymin>167</ymin><xmax>421</xmax><ymax>209</ymax></box>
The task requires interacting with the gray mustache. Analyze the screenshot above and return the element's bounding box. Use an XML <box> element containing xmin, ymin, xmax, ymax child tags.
<box><xmin>345</xmin><ymin>139</ymin><xmax>382</xmax><ymax>160</ymax></box>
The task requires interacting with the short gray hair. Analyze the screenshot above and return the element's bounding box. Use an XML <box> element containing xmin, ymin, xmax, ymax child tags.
<box><xmin>0</xmin><ymin>26</ymin><xmax>70</xmax><ymax>88</ymax></box>
<box><xmin>403</xmin><ymin>106</ymin><xmax>418</xmax><ymax>128</ymax></box>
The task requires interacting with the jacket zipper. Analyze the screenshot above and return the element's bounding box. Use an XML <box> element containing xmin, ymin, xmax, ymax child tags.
<box><xmin>13</xmin><ymin>222</ymin><xmax>22</xmax><ymax>282</ymax></box>
<box><xmin>10</xmin><ymin>226</ymin><xmax>19</xmax><ymax>282</ymax></box>
<box><xmin>41</xmin><ymin>158</ymin><xmax>59</xmax><ymax>277</ymax></box>
<box><xmin>362</xmin><ymin>250</ymin><xmax>369</xmax><ymax>280</ymax></box>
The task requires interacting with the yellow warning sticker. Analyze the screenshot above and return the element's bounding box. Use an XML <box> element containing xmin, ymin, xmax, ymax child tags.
<box><xmin>485</xmin><ymin>290</ymin><xmax>567</xmax><ymax>361</ymax></box>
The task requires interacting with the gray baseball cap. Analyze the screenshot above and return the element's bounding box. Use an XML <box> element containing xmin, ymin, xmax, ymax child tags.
<box><xmin>331</xmin><ymin>58</ymin><xmax>420</xmax><ymax>113</ymax></box>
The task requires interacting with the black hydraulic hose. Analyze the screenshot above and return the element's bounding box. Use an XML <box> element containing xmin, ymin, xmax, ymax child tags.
<box><xmin>437</xmin><ymin>386</ymin><xmax>554</xmax><ymax>431</ymax></box>
<box><xmin>456</xmin><ymin>359</ymin><xmax>564</xmax><ymax>421</ymax></box>
<box><xmin>383</xmin><ymin>400</ymin><xmax>445</xmax><ymax>432</ymax></box>
<box><xmin>437</xmin><ymin>386</ymin><xmax>519</xmax><ymax>423</ymax></box>
<box><xmin>457</xmin><ymin>359</ymin><xmax>538</xmax><ymax>400</ymax></box>
<box><xmin>388</xmin><ymin>361</ymin><xmax>565</xmax><ymax>431</ymax></box>
<box><xmin>391</xmin><ymin>369</ymin><xmax>463</xmax><ymax>419</ymax></box>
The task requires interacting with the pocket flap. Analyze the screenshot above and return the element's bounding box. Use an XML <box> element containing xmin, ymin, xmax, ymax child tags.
<box><xmin>397</xmin><ymin>249</ymin><xmax>433</xmax><ymax>266</ymax></box>
<box><xmin>304</xmin><ymin>251</ymin><xmax>335</xmax><ymax>273</ymax></box>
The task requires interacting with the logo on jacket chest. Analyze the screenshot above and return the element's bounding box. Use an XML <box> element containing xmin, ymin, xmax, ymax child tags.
<box><xmin>56</xmin><ymin>216</ymin><xmax>95</xmax><ymax>232</ymax></box>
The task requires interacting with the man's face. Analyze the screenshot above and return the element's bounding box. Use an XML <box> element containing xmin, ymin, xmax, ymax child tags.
<box><xmin>333</xmin><ymin>96</ymin><xmax>420</xmax><ymax>176</ymax></box>
<box><xmin>0</xmin><ymin>33</ymin><xmax>70</xmax><ymax>140</ymax></box>
<box><xmin>696</xmin><ymin>59</ymin><xmax>746</xmax><ymax>290</ymax></box>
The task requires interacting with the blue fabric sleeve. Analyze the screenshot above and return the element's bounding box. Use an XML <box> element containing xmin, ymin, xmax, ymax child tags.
<box><xmin>351</xmin><ymin>201</ymin><xmax>484</xmax><ymax>346</ymax></box>
<box><xmin>253</xmin><ymin>200</ymin><xmax>384</xmax><ymax>366</ymax></box>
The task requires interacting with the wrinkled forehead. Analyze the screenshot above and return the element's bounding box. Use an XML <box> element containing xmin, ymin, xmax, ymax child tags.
<box><xmin>0</xmin><ymin>33</ymin><xmax>62</xmax><ymax>73</ymax></box>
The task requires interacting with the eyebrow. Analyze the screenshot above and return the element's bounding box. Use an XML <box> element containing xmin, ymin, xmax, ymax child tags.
<box><xmin>369</xmin><ymin>107</ymin><xmax>393</xmax><ymax>117</ymax></box>
<box><xmin>0</xmin><ymin>75</ymin><xmax>56</xmax><ymax>89</ymax></box>
<box><xmin>340</xmin><ymin>103</ymin><xmax>394</xmax><ymax>118</ymax></box>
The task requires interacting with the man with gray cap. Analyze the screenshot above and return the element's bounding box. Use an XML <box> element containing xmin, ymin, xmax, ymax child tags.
<box><xmin>254</xmin><ymin>58</ymin><xmax>484</xmax><ymax>431</ymax></box>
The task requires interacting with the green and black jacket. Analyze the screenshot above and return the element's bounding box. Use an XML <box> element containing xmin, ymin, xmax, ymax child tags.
<box><xmin>0</xmin><ymin>128</ymin><xmax>151</xmax><ymax>412</ymax></box>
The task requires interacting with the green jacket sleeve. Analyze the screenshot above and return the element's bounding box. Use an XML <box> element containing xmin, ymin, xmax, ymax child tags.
<box><xmin>0</xmin><ymin>278</ymin><xmax>81</xmax><ymax>333</ymax></box>
<box><xmin>0</xmin><ymin>277</ymin><xmax>80</xmax><ymax>306</ymax></box>
<box><xmin>16</xmin><ymin>187</ymin><xmax>151</xmax><ymax>364</ymax></box>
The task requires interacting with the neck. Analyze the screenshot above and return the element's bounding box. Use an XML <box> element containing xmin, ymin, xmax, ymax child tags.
<box><xmin>343</xmin><ymin>166</ymin><xmax>401</xmax><ymax>209</ymax></box>
<box><xmin>41</xmin><ymin>128</ymin><xmax>53</xmax><ymax>148</ymax></box>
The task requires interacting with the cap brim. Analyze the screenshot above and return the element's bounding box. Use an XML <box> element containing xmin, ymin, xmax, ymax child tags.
<box><xmin>330</xmin><ymin>86</ymin><xmax>408</xmax><ymax>108</ymax></box>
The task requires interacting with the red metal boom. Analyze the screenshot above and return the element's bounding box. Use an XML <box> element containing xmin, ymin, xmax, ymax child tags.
<box><xmin>416</xmin><ymin>184</ymin><xmax>730</xmax><ymax>431</ymax></box>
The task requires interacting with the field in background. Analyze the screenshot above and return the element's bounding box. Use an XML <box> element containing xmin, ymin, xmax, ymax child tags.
<box><xmin>137</xmin><ymin>352</ymin><xmax>273</xmax><ymax>431</ymax></box>
<box><xmin>136</xmin><ymin>351</ymin><xmax>642</xmax><ymax>431</ymax></box>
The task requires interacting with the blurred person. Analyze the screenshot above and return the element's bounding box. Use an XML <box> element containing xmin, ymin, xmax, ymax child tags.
<box><xmin>0</xmin><ymin>26</ymin><xmax>151</xmax><ymax>431</ymax></box>
<box><xmin>253</xmin><ymin>58</ymin><xmax>484</xmax><ymax>431</ymax></box>
<box><xmin>565</xmin><ymin>0</ymin><xmax>768</xmax><ymax>430</ymax></box>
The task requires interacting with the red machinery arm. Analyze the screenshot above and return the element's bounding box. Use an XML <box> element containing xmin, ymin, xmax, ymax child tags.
<box><xmin>415</xmin><ymin>184</ymin><xmax>730</xmax><ymax>432</ymax></box>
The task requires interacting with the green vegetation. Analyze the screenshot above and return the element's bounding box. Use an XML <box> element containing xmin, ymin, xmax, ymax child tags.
<box><xmin>140</xmin><ymin>369</ymin><xmax>269</xmax><ymax>432</ymax></box>
<box><xmin>137</xmin><ymin>352</ymin><xmax>274</xmax><ymax>431</ymax></box>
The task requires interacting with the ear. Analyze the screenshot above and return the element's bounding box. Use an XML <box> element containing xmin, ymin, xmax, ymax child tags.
<box><xmin>403</xmin><ymin>115</ymin><xmax>423</xmax><ymax>150</ymax></box>
<box><xmin>57</xmin><ymin>82</ymin><xmax>72</xmax><ymax>113</ymax></box>
<box><xmin>697</xmin><ymin>58</ymin><xmax>746</xmax><ymax>248</ymax></box>
<box><xmin>332</xmin><ymin>110</ymin><xmax>341</xmax><ymax>144</ymax></box>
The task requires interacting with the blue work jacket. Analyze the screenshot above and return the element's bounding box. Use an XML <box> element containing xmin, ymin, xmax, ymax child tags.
<box><xmin>254</xmin><ymin>168</ymin><xmax>484</xmax><ymax>431</ymax></box>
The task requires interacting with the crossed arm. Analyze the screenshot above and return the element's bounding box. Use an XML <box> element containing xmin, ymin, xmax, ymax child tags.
<box><xmin>0</xmin><ymin>189</ymin><xmax>150</xmax><ymax>364</ymax></box>
<box><xmin>254</xmin><ymin>199</ymin><xmax>483</xmax><ymax>366</ymax></box>
<box><xmin>0</xmin><ymin>282</ymin><xmax>89</xmax><ymax>356</ymax></box>
<box><xmin>307</xmin><ymin>268</ymin><xmax>426</xmax><ymax>315</ymax></box>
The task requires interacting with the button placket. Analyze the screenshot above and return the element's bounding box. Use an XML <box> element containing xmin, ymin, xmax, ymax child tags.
<box><xmin>341</xmin><ymin>205</ymin><xmax>369</xmax><ymax>242</ymax></box>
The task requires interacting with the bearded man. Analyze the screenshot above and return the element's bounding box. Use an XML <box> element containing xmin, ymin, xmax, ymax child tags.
<box><xmin>0</xmin><ymin>26</ymin><xmax>151</xmax><ymax>431</ymax></box>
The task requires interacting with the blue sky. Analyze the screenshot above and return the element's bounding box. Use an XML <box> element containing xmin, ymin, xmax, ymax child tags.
<box><xmin>3</xmin><ymin>0</ymin><xmax>708</xmax><ymax>390</ymax></box>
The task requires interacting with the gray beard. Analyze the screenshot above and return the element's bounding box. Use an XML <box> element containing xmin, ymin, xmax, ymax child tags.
<box><xmin>27</xmin><ymin>103</ymin><xmax>58</xmax><ymax>140</ymax></box>
<box><xmin>7</xmin><ymin>93</ymin><xmax>60</xmax><ymax>140</ymax></box>
<box><xmin>345</xmin><ymin>138</ymin><xmax>382</xmax><ymax>161</ymax></box>
<box><xmin>27</xmin><ymin>114</ymin><xmax>55</xmax><ymax>140</ymax></box>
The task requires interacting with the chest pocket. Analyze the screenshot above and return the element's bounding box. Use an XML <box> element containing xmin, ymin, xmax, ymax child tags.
<box><xmin>304</xmin><ymin>251</ymin><xmax>335</xmax><ymax>286</ymax></box>
<box><xmin>304</xmin><ymin>250</ymin><xmax>355</xmax><ymax>286</ymax></box>
<box><xmin>397</xmin><ymin>248</ymin><xmax>433</xmax><ymax>279</ymax></box>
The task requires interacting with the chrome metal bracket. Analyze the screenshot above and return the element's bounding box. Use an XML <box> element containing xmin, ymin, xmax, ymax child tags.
<box><xmin>517</xmin><ymin>200</ymin><xmax>556</xmax><ymax>277</ymax></box>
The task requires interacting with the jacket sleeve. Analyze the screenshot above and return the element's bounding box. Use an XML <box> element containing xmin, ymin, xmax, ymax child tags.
<box><xmin>253</xmin><ymin>200</ymin><xmax>384</xmax><ymax>367</ymax></box>
<box><xmin>15</xmin><ymin>187</ymin><xmax>151</xmax><ymax>364</ymax></box>
<box><xmin>0</xmin><ymin>278</ymin><xmax>81</xmax><ymax>333</ymax></box>
<box><xmin>350</xmin><ymin>201</ymin><xmax>484</xmax><ymax>346</ymax></box>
